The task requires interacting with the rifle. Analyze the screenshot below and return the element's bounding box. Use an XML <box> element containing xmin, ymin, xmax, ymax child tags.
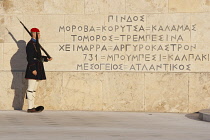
<box><xmin>17</xmin><ymin>17</ymin><xmax>52</xmax><ymax>59</ymax></box>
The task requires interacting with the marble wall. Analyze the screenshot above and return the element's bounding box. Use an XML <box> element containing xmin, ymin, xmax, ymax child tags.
<box><xmin>1</xmin><ymin>71</ymin><xmax>210</xmax><ymax>113</ymax></box>
<box><xmin>1</xmin><ymin>0</ymin><xmax>210</xmax><ymax>112</ymax></box>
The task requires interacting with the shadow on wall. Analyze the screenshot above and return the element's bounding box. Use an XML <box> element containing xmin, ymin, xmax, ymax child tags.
<box><xmin>7</xmin><ymin>29</ymin><xmax>27</xmax><ymax>110</ymax></box>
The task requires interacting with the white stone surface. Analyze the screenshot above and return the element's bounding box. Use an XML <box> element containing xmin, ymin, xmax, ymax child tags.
<box><xmin>126</xmin><ymin>0</ymin><xmax>168</xmax><ymax>13</ymax></box>
<box><xmin>85</xmin><ymin>0</ymin><xmax>126</xmax><ymax>14</ymax></box>
<box><xmin>0</xmin><ymin>43</ymin><xmax>3</xmax><ymax>70</ymax></box>
<box><xmin>189</xmin><ymin>73</ymin><xmax>210</xmax><ymax>112</ymax></box>
<box><xmin>191</xmin><ymin>13</ymin><xmax>210</xmax><ymax>43</ymax></box>
<box><xmin>145</xmin><ymin>73</ymin><xmax>189</xmax><ymax>112</ymax></box>
<box><xmin>24</xmin><ymin>15</ymin><xmax>65</xmax><ymax>43</ymax></box>
<box><xmin>61</xmin><ymin>72</ymin><xmax>103</xmax><ymax>110</ymax></box>
<box><xmin>0</xmin><ymin>111</ymin><xmax>209</xmax><ymax>140</ymax></box>
<box><xmin>1</xmin><ymin>0</ymin><xmax>210</xmax><ymax>113</ymax></box>
<box><xmin>102</xmin><ymin>72</ymin><xmax>145</xmax><ymax>111</ymax></box>
<box><xmin>0</xmin><ymin>0</ymin><xmax>84</xmax><ymax>14</ymax></box>
<box><xmin>3</xmin><ymin>15</ymin><xmax>24</xmax><ymax>43</ymax></box>
<box><xmin>169</xmin><ymin>0</ymin><xmax>210</xmax><ymax>13</ymax></box>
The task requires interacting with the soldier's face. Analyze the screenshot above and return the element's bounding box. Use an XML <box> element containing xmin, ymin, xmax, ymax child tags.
<box><xmin>31</xmin><ymin>32</ymin><xmax>40</xmax><ymax>39</ymax></box>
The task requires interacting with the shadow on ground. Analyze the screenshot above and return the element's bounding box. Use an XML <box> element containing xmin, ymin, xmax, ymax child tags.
<box><xmin>185</xmin><ymin>113</ymin><xmax>202</xmax><ymax>121</ymax></box>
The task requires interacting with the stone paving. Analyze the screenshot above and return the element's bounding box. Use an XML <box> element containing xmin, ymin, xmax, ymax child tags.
<box><xmin>199</xmin><ymin>109</ymin><xmax>210</xmax><ymax>122</ymax></box>
<box><xmin>0</xmin><ymin>111</ymin><xmax>209</xmax><ymax>140</ymax></box>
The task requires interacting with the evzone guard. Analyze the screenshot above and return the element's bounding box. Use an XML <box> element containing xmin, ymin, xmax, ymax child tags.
<box><xmin>25</xmin><ymin>28</ymin><xmax>52</xmax><ymax>113</ymax></box>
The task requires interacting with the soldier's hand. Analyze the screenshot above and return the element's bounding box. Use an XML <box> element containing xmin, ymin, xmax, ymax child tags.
<box><xmin>48</xmin><ymin>57</ymin><xmax>53</xmax><ymax>61</ymax></box>
<box><xmin>32</xmin><ymin>70</ymin><xmax>37</xmax><ymax>76</ymax></box>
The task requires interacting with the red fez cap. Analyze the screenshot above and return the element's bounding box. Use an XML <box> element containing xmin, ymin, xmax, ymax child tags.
<box><xmin>31</xmin><ymin>28</ymin><xmax>40</xmax><ymax>32</ymax></box>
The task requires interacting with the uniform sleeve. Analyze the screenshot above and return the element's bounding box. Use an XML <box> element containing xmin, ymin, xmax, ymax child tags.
<box><xmin>41</xmin><ymin>56</ymin><xmax>48</xmax><ymax>62</ymax></box>
<box><xmin>26</xmin><ymin>43</ymin><xmax>36</xmax><ymax>71</ymax></box>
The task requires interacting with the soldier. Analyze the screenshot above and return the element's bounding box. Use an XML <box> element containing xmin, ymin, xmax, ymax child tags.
<box><xmin>25</xmin><ymin>28</ymin><xmax>52</xmax><ymax>113</ymax></box>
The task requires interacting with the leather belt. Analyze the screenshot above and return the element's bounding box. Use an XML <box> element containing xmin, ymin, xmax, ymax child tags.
<box><xmin>34</xmin><ymin>57</ymin><xmax>43</xmax><ymax>62</ymax></box>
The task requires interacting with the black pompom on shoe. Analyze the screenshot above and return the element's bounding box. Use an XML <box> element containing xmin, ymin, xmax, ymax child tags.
<box><xmin>35</xmin><ymin>106</ymin><xmax>44</xmax><ymax>112</ymax></box>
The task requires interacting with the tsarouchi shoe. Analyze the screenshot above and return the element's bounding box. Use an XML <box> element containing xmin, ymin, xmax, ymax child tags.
<box><xmin>27</xmin><ymin>108</ymin><xmax>38</xmax><ymax>113</ymax></box>
<box><xmin>35</xmin><ymin>106</ymin><xmax>44</xmax><ymax>112</ymax></box>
